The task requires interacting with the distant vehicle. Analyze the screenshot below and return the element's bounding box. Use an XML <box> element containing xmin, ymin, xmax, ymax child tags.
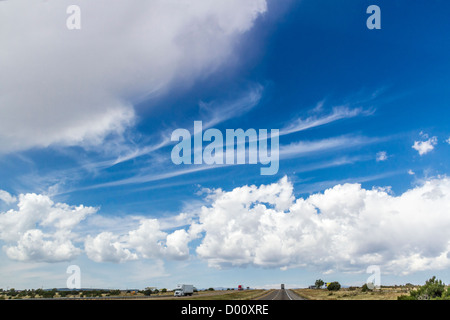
<box><xmin>281</xmin><ymin>284</ymin><xmax>285</xmax><ymax>290</ymax></box>
<box><xmin>238</xmin><ymin>285</ymin><xmax>243</xmax><ymax>291</ymax></box>
<box><xmin>174</xmin><ymin>284</ymin><xmax>194</xmax><ymax>297</ymax></box>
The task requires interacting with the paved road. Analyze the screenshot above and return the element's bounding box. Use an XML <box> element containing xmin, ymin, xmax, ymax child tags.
<box><xmin>256</xmin><ymin>289</ymin><xmax>307</xmax><ymax>300</ymax></box>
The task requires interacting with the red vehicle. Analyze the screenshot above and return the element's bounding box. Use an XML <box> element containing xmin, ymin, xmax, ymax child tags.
<box><xmin>238</xmin><ymin>285</ymin><xmax>243</xmax><ymax>291</ymax></box>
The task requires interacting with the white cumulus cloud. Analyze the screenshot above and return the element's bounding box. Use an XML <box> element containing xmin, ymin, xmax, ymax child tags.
<box><xmin>3</xmin><ymin>176</ymin><xmax>450</xmax><ymax>276</ymax></box>
<box><xmin>412</xmin><ymin>136</ymin><xmax>437</xmax><ymax>156</ymax></box>
<box><xmin>84</xmin><ymin>232</ymin><xmax>138</xmax><ymax>264</ymax></box>
<box><xmin>84</xmin><ymin>218</ymin><xmax>192</xmax><ymax>263</ymax></box>
<box><xmin>5</xmin><ymin>229</ymin><xmax>82</xmax><ymax>263</ymax></box>
<box><xmin>192</xmin><ymin>176</ymin><xmax>450</xmax><ymax>275</ymax></box>
<box><xmin>0</xmin><ymin>193</ymin><xmax>96</xmax><ymax>262</ymax></box>
<box><xmin>376</xmin><ymin>151</ymin><xmax>388</xmax><ymax>162</ymax></box>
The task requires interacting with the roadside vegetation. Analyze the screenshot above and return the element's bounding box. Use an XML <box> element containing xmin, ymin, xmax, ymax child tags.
<box><xmin>397</xmin><ymin>276</ymin><xmax>450</xmax><ymax>300</ymax></box>
<box><xmin>294</xmin><ymin>276</ymin><xmax>450</xmax><ymax>300</ymax></box>
<box><xmin>0</xmin><ymin>286</ymin><xmax>266</xmax><ymax>300</ymax></box>
<box><xmin>294</xmin><ymin>287</ymin><xmax>406</xmax><ymax>300</ymax></box>
<box><xmin>2</xmin><ymin>277</ymin><xmax>449</xmax><ymax>300</ymax></box>
<box><xmin>0</xmin><ymin>288</ymin><xmax>128</xmax><ymax>299</ymax></box>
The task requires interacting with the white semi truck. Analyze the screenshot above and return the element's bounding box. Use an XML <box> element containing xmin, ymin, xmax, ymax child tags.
<box><xmin>174</xmin><ymin>284</ymin><xmax>194</xmax><ymax>297</ymax></box>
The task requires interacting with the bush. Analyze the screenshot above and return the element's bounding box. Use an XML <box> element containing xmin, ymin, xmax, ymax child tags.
<box><xmin>315</xmin><ymin>279</ymin><xmax>324</xmax><ymax>289</ymax></box>
<box><xmin>398</xmin><ymin>276</ymin><xmax>447</xmax><ymax>300</ymax></box>
<box><xmin>143</xmin><ymin>289</ymin><xmax>152</xmax><ymax>296</ymax></box>
<box><xmin>361</xmin><ymin>283</ymin><xmax>372</xmax><ymax>292</ymax></box>
<box><xmin>110</xmin><ymin>289</ymin><xmax>121</xmax><ymax>296</ymax></box>
<box><xmin>441</xmin><ymin>288</ymin><xmax>450</xmax><ymax>300</ymax></box>
<box><xmin>327</xmin><ymin>282</ymin><xmax>341</xmax><ymax>291</ymax></box>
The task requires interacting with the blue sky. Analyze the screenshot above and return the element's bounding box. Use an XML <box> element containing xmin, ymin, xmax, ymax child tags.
<box><xmin>1</xmin><ymin>0</ymin><xmax>450</xmax><ymax>290</ymax></box>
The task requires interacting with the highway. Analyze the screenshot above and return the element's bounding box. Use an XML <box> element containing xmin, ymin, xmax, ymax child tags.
<box><xmin>256</xmin><ymin>289</ymin><xmax>307</xmax><ymax>300</ymax></box>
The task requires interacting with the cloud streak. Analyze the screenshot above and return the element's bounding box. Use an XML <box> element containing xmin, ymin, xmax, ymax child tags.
<box><xmin>280</xmin><ymin>106</ymin><xmax>371</xmax><ymax>136</ymax></box>
<box><xmin>279</xmin><ymin>135</ymin><xmax>383</xmax><ymax>159</ymax></box>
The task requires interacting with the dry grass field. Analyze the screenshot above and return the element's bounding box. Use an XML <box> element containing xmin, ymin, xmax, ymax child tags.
<box><xmin>0</xmin><ymin>289</ymin><xmax>270</xmax><ymax>300</ymax></box>
<box><xmin>292</xmin><ymin>287</ymin><xmax>413</xmax><ymax>300</ymax></box>
<box><xmin>179</xmin><ymin>289</ymin><xmax>271</xmax><ymax>300</ymax></box>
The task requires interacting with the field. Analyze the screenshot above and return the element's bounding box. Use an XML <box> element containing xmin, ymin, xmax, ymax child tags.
<box><xmin>292</xmin><ymin>287</ymin><xmax>413</xmax><ymax>300</ymax></box>
<box><xmin>1</xmin><ymin>287</ymin><xmax>425</xmax><ymax>300</ymax></box>
<box><xmin>0</xmin><ymin>289</ymin><xmax>271</xmax><ymax>300</ymax></box>
<box><xmin>172</xmin><ymin>289</ymin><xmax>271</xmax><ymax>300</ymax></box>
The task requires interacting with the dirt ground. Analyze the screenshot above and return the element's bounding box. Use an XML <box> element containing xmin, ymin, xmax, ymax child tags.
<box><xmin>292</xmin><ymin>288</ymin><xmax>412</xmax><ymax>300</ymax></box>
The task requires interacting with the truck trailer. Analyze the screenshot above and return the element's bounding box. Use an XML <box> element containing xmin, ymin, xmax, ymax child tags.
<box><xmin>174</xmin><ymin>284</ymin><xmax>194</xmax><ymax>297</ymax></box>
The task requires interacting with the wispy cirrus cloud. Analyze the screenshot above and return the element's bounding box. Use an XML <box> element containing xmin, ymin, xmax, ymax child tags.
<box><xmin>36</xmin><ymin>90</ymin><xmax>385</xmax><ymax>195</ymax></box>
<box><xmin>292</xmin><ymin>155</ymin><xmax>373</xmax><ymax>174</ymax></box>
<box><xmin>200</xmin><ymin>83</ymin><xmax>264</xmax><ymax>129</ymax></box>
<box><xmin>76</xmin><ymin>134</ymin><xmax>385</xmax><ymax>192</ymax></box>
<box><xmin>0</xmin><ymin>190</ymin><xmax>16</xmax><ymax>204</ymax></box>
<box><xmin>76</xmin><ymin>84</ymin><xmax>265</xmax><ymax>173</ymax></box>
<box><xmin>280</xmin><ymin>105</ymin><xmax>372</xmax><ymax>136</ymax></box>
<box><xmin>279</xmin><ymin>135</ymin><xmax>384</xmax><ymax>160</ymax></box>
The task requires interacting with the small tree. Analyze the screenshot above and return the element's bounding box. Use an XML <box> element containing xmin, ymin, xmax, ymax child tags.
<box><xmin>315</xmin><ymin>279</ymin><xmax>324</xmax><ymax>289</ymax></box>
<box><xmin>442</xmin><ymin>287</ymin><xmax>450</xmax><ymax>300</ymax></box>
<box><xmin>408</xmin><ymin>276</ymin><xmax>445</xmax><ymax>300</ymax></box>
<box><xmin>142</xmin><ymin>287</ymin><xmax>154</xmax><ymax>296</ymax></box>
<box><xmin>361</xmin><ymin>283</ymin><xmax>372</xmax><ymax>292</ymax></box>
<box><xmin>327</xmin><ymin>282</ymin><xmax>341</xmax><ymax>291</ymax></box>
<box><xmin>110</xmin><ymin>289</ymin><xmax>121</xmax><ymax>296</ymax></box>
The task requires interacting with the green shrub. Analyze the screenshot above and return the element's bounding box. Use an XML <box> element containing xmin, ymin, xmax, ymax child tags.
<box><xmin>361</xmin><ymin>283</ymin><xmax>372</xmax><ymax>292</ymax></box>
<box><xmin>315</xmin><ymin>279</ymin><xmax>324</xmax><ymax>288</ymax></box>
<box><xmin>327</xmin><ymin>282</ymin><xmax>341</xmax><ymax>291</ymax></box>
<box><xmin>398</xmin><ymin>276</ymin><xmax>446</xmax><ymax>300</ymax></box>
